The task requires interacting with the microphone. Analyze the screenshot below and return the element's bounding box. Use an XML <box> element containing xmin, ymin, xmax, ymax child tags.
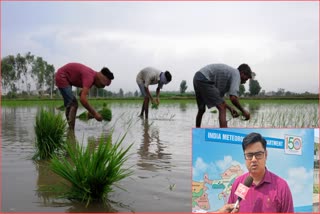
<box><xmin>233</xmin><ymin>175</ymin><xmax>253</xmax><ymax>209</ymax></box>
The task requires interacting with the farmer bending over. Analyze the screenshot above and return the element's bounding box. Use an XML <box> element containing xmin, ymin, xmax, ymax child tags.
<box><xmin>193</xmin><ymin>63</ymin><xmax>251</xmax><ymax>128</ymax></box>
<box><xmin>136</xmin><ymin>67</ymin><xmax>172</xmax><ymax>119</ymax></box>
<box><xmin>55</xmin><ymin>62</ymin><xmax>114</xmax><ymax>131</ymax></box>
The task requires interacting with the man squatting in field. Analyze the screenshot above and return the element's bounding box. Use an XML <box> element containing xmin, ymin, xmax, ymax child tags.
<box><xmin>55</xmin><ymin>62</ymin><xmax>114</xmax><ymax>131</ymax></box>
<box><xmin>136</xmin><ymin>67</ymin><xmax>172</xmax><ymax>119</ymax></box>
<box><xmin>193</xmin><ymin>63</ymin><xmax>252</xmax><ymax>128</ymax></box>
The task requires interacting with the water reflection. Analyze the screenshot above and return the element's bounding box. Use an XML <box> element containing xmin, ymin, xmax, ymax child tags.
<box><xmin>36</xmin><ymin>161</ymin><xmax>121</xmax><ymax>212</ymax></box>
<box><xmin>179</xmin><ymin>102</ymin><xmax>187</xmax><ymax>112</ymax></box>
<box><xmin>247</xmin><ymin>102</ymin><xmax>261</xmax><ymax>114</ymax></box>
<box><xmin>35</xmin><ymin>160</ymin><xmax>68</xmax><ymax>205</ymax></box>
<box><xmin>2</xmin><ymin>100</ymin><xmax>317</xmax><ymax>212</ymax></box>
<box><xmin>66</xmin><ymin>201</ymin><xmax>118</xmax><ymax>212</ymax></box>
<box><xmin>2</xmin><ymin>107</ymin><xmax>36</xmax><ymax>145</ymax></box>
<box><xmin>137</xmin><ymin>119</ymin><xmax>172</xmax><ymax>172</ymax></box>
<box><xmin>87</xmin><ymin>131</ymin><xmax>112</xmax><ymax>151</ymax></box>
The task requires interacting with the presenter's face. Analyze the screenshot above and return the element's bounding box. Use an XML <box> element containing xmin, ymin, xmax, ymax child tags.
<box><xmin>244</xmin><ymin>142</ymin><xmax>266</xmax><ymax>176</ymax></box>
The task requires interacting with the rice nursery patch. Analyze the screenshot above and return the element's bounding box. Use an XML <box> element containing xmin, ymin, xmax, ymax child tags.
<box><xmin>49</xmin><ymin>133</ymin><xmax>133</xmax><ymax>206</ymax></box>
<box><xmin>224</xmin><ymin>104</ymin><xmax>318</xmax><ymax>128</ymax></box>
<box><xmin>33</xmin><ymin>109</ymin><xmax>67</xmax><ymax>160</ymax></box>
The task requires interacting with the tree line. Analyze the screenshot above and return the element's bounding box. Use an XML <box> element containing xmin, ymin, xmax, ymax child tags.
<box><xmin>2</xmin><ymin>52</ymin><xmax>55</xmax><ymax>98</ymax></box>
<box><xmin>1</xmin><ymin>52</ymin><xmax>317</xmax><ymax>99</ymax></box>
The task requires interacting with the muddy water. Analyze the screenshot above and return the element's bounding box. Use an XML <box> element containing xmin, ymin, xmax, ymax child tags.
<box><xmin>2</xmin><ymin>102</ymin><xmax>194</xmax><ymax>212</ymax></box>
<box><xmin>1</xmin><ymin>100</ymin><xmax>318</xmax><ymax>212</ymax></box>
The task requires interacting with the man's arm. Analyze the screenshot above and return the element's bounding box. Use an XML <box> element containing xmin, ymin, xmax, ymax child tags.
<box><xmin>225</xmin><ymin>103</ymin><xmax>240</xmax><ymax>118</ymax></box>
<box><xmin>80</xmin><ymin>87</ymin><xmax>102</xmax><ymax>121</ymax></box>
<box><xmin>144</xmin><ymin>86</ymin><xmax>155</xmax><ymax>103</ymax></box>
<box><xmin>229</xmin><ymin>95</ymin><xmax>250</xmax><ymax>120</ymax></box>
<box><xmin>155</xmin><ymin>87</ymin><xmax>161</xmax><ymax>104</ymax></box>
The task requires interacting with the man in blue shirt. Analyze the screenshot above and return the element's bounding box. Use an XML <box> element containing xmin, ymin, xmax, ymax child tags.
<box><xmin>193</xmin><ymin>63</ymin><xmax>252</xmax><ymax>127</ymax></box>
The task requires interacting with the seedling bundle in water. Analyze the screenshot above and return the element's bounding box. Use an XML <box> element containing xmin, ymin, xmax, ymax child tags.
<box><xmin>33</xmin><ymin>109</ymin><xmax>67</xmax><ymax>160</ymax></box>
<box><xmin>77</xmin><ymin>106</ymin><xmax>112</xmax><ymax>121</ymax></box>
<box><xmin>151</xmin><ymin>103</ymin><xmax>159</xmax><ymax>109</ymax></box>
<box><xmin>50</xmin><ymin>133</ymin><xmax>133</xmax><ymax>206</ymax></box>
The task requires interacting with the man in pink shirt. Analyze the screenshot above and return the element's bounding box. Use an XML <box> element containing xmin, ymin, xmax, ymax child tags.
<box><xmin>55</xmin><ymin>62</ymin><xmax>114</xmax><ymax>131</ymax></box>
<box><xmin>228</xmin><ymin>132</ymin><xmax>294</xmax><ymax>213</ymax></box>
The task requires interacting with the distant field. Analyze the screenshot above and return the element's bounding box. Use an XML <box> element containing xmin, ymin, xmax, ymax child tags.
<box><xmin>1</xmin><ymin>96</ymin><xmax>318</xmax><ymax>107</ymax></box>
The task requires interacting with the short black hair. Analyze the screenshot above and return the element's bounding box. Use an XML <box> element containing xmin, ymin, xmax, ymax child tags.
<box><xmin>101</xmin><ymin>67</ymin><xmax>114</xmax><ymax>80</ymax></box>
<box><xmin>165</xmin><ymin>71</ymin><xmax>172</xmax><ymax>82</ymax></box>
<box><xmin>242</xmin><ymin>132</ymin><xmax>267</xmax><ymax>151</ymax></box>
<box><xmin>238</xmin><ymin>63</ymin><xmax>252</xmax><ymax>78</ymax></box>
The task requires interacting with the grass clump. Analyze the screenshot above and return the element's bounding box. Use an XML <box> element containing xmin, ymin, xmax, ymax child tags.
<box><xmin>33</xmin><ymin>109</ymin><xmax>67</xmax><ymax>160</ymax></box>
<box><xmin>50</xmin><ymin>133</ymin><xmax>133</xmax><ymax>206</ymax></box>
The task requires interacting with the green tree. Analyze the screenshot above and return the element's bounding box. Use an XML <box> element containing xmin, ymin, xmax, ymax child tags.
<box><xmin>248</xmin><ymin>72</ymin><xmax>261</xmax><ymax>96</ymax></box>
<box><xmin>15</xmin><ymin>52</ymin><xmax>35</xmax><ymax>94</ymax></box>
<box><xmin>276</xmin><ymin>88</ymin><xmax>285</xmax><ymax>96</ymax></box>
<box><xmin>45</xmin><ymin>64</ymin><xmax>55</xmax><ymax>98</ymax></box>
<box><xmin>249</xmin><ymin>79</ymin><xmax>261</xmax><ymax>96</ymax></box>
<box><xmin>2</xmin><ymin>52</ymin><xmax>55</xmax><ymax>97</ymax></box>
<box><xmin>1</xmin><ymin>55</ymin><xmax>16</xmax><ymax>95</ymax></box>
<box><xmin>134</xmin><ymin>90</ymin><xmax>139</xmax><ymax>97</ymax></box>
<box><xmin>239</xmin><ymin>85</ymin><xmax>245</xmax><ymax>97</ymax></box>
<box><xmin>180</xmin><ymin>80</ymin><xmax>188</xmax><ymax>94</ymax></box>
<box><xmin>31</xmin><ymin>56</ymin><xmax>55</xmax><ymax>97</ymax></box>
<box><xmin>118</xmin><ymin>88</ymin><xmax>124</xmax><ymax>97</ymax></box>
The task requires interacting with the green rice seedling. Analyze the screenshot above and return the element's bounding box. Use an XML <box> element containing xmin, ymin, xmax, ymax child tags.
<box><xmin>99</xmin><ymin>108</ymin><xmax>112</xmax><ymax>121</ymax></box>
<box><xmin>56</xmin><ymin>105</ymin><xmax>65</xmax><ymax>111</ymax></box>
<box><xmin>50</xmin><ymin>132</ymin><xmax>133</xmax><ymax>206</ymax></box>
<box><xmin>210</xmin><ymin>109</ymin><xmax>217</xmax><ymax>113</ymax></box>
<box><xmin>77</xmin><ymin>106</ymin><xmax>112</xmax><ymax>121</ymax></box>
<box><xmin>77</xmin><ymin>111</ymin><xmax>89</xmax><ymax>120</ymax></box>
<box><xmin>151</xmin><ymin>103</ymin><xmax>159</xmax><ymax>109</ymax></box>
<box><xmin>33</xmin><ymin>109</ymin><xmax>67</xmax><ymax>160</ymax></box>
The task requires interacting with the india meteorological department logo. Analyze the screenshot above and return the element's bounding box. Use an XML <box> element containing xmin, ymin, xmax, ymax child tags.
<box><xmin>285</xmin><ymin>135</ymin><xmax>302</xmax><ymax>155</ymax></box>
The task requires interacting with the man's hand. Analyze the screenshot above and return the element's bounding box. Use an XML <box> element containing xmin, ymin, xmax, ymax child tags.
<box><xmin>155</xmin><ymin>97</ymin><xmax>160</xmax><ymax>105</ymax></box>
<box><xmin>242</xmin><ymin>110</ymin><xmax>250</xmax><ymax>120</ymax></box>
<box><xmin>93</xmin><ymin>112</ymin><xmax>103</xmax><ymax>121</ymax></box>
<box><xmin>217</xmin><ymin>203</ymin><xmax>239</xmax><ymax>213</ymax></box>
<box><xmin>230</xmin><ymin>108</ymin><xmax>240</xmax><ymax>118</ymax></box>
<box><xmin>87</xmin><ymin>112</ymin><xmax>94</xmax><ymax>119</ymax></box>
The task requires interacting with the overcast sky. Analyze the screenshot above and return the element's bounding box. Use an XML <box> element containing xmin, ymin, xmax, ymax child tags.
<box><xmin>2</xmin><ymin>1</ymin><xmax>319</xmax><ymax>93</ymax></box>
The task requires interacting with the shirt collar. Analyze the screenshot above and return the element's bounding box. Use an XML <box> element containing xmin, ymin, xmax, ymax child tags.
<box><xmin>254</xmin><ymin>167</ymin><xmax>272</xmax><ymax>187</ymax></box>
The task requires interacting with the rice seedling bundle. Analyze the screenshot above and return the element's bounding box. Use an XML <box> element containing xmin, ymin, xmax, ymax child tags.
<box><xmin>77</xmin><ymin>107</ymin><xmax>112</xmax><ymax>121</ymax></box>
<box><xmin>151</xmin><ymin>103</ymin><xmax>159</xmax><ymax>109</ymax></box>
<box><xmin>33</xmin><ymin>109</ymin><xmax>67</xmax><ymax>160</ymax></box>
<box><xmin>56</xmin><ymin>105</ymin><xmax>65</xmax><ymax>111</ymax></box>
<box><xmin>50</xmin><ymin>133</ymin><xmax>133</xmax><ymax>206</ymax></box>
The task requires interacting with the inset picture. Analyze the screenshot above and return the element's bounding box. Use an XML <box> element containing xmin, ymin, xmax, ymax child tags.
<box><xmin>192</xmin><ymin>128</ymin><xmax>317</xmax><ymax>213</ymax></box>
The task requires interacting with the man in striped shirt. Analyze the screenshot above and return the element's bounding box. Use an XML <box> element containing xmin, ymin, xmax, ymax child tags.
<box><xmin>193</xmin><ymin>63</ymin><xmax>252</xmax><ymax>128</ymax></box>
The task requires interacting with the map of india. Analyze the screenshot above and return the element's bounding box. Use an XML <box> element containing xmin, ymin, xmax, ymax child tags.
<box><xmin>192</xmin><ymin>165</ymin><xmax>243</xmax><ymax>212</ymax></box>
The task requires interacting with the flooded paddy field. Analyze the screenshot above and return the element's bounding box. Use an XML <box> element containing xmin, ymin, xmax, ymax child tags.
<box><xmin>1</xmin><ymin>99</ymin><xmax>318</xmax><ymax>212</ymax></box>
